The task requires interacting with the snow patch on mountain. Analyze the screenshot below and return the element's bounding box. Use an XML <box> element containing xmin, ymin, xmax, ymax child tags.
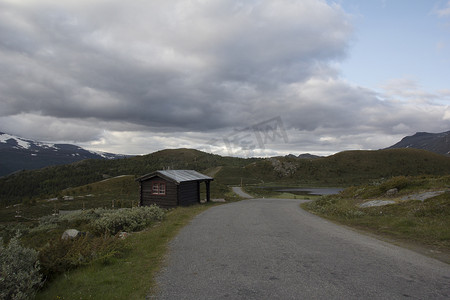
<box><xmin>0</xmin><ymin>132</ymin><xmax>57</xmax><ymax>150</ymax></box>
<box><xmin>0</xmin><ymin>132</ymin><xmax>131</xmax><ymax>177</ymax></box>
<box><xmin>0</xmin><ymin>133</ymin><xmax>31</xmax><ymax>149</ymax></box>
<box><xmin>87</xmin><ymin>150</ymin><xmax>121</xmax><ymax>159</ymax></box>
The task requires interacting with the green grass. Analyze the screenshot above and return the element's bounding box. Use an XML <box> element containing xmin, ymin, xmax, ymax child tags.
<box><xmin>302</xmin><ymin>176</ymin><xmax>450</xmax><ymax>257</ymax></box>
<box><xmin>0</xmin><ymin>175</ymin><xmax>139</xmax><ymax>224</ymax></box>
<box><xmin>35</xmin><ymin>204</ymin><xmax>214</xmax><ymax>300</ymax></box>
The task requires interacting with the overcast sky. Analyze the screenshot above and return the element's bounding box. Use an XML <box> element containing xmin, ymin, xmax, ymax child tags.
<box><xmin>1</xmin><ymin>0</ymin><xmax>449</xmax><ymax>157</ymax></box>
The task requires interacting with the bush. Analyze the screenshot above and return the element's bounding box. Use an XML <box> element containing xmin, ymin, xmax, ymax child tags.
<box><xmin>379</xmin><ymin>176</ymin><xmax>410</xmax><ymax>193</ymax></box>
<box><xmin>59</xmin><ymin>208</ymin><xmax>108</xmax><ymax>224</ymax></box>
<box><xmin>37</xmin><ymin>214</ymin><xmax>60</xmax><ymax>226</ymax></box>
<box><xmin>38</xmin><ymin>235</ymin><xmax>127</xmax><ymax>280</ymax></box>
<box><xmin>38</xmin><ymin>209</ymin><xmax>108</xmax><ymax>227</ymax></box>
<box><xmin>92</xmin><ymin>206</ymin><xmax>165</xmax><ymax>235</ymax></box>
<box><xmin>28</xmin><ymin>223</ymin><xmax>58</xmax><ymax>234</ymax></box>
<box><xmin>0</xmin><ymin>233</ymin><xmax>43</xmax><ymax>300</ymax></box>
<box><xmin>0</xmin><ymin>224</ymin><xmax>29</xmax><ymax>244</ymax></box>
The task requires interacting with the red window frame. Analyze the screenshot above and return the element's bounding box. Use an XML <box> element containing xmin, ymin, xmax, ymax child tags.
<box><xmin>152</xmin><ymin>182</ymin><xmax>166</xmax><ymax>195</ymax></box>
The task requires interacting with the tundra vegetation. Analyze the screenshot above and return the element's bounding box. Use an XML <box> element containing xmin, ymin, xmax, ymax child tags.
<box><xmin>0</xmin><ymin>173</ymin><xmax>239</xmax><ymax>299</ymax></box>
<box><xmin>0</xmin><ymin>148</ymin><xmax>449</xmax><ymax>298</ymax></box>
<box><xmin>0</xmin><ymin>234</ymin><xmax>43</xmax><ymax>300</ymax></box>
<box><xmin>1</xmin><ymin>204</ymin><xmax>166</xmax><ymax>298</ymax></box>
<box><xmin>302</xmin><ymin>175</ymin><xmax>450</xmax><ymax>260</ymax></box>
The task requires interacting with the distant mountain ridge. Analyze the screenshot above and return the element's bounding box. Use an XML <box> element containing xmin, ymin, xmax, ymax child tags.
<box><xmin>0</xmin><ymin>132</ymin><xmax>130</xmax><ymax>177</ymax></box>
<box><xmin>285</xmin><ymin>153</ymin><xmax>323</xmax><ymax>159</ymax></box>
<box><xmin>2</xmin><ymin>130</ymin><xmax>449</xmax><ymax>178</ymax></box>
<box><xmin>386</xmin><ymin>131</ymin><xmax>450</xmax><ymax>155</ymax></box>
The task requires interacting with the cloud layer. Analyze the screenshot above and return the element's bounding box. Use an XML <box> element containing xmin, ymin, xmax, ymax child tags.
<box><xmin>0</xmin><ymin>0</ymin><xmax>448</xmax><ymax>155</ymax></box>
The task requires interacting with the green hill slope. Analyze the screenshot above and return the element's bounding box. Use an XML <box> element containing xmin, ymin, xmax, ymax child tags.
<box><xmin>1</xmin><ymin>148</ymin><xmax>449</xmax><ymax>207</ymax></box>
<box><xmin>216</xmin><ymin>148</ymin><xmax>450</xmax><ymax>186</ymax></box>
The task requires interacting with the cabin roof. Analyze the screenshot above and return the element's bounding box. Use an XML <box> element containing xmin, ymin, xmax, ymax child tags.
<box><xmin>136</xmin><ymin>170</ymin><xmax>213</xmax><ymax>184</ymax></box>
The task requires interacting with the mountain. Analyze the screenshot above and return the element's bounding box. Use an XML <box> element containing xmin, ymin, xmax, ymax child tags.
<box><xmin>297</xmin><ymin>153</ymin><xmax>323</xmax><ymax>159</ymax></box>
<box><xmin>285</xmin><ymin>153</ymin><xmax>323</xmax><ymax>159</ymax></box>
<box><xmin>386</xmin><ymin>131</ymin><xmax>450</xmax><ymax>155</ymax></box>
<box><xmin>0</xmin><ymin>132</ymin><xmax>130</xmax><ymax>177</ymax></box>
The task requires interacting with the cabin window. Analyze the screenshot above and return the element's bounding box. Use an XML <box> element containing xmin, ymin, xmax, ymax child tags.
<box><xmin>152</xmin><ymin>182</ymin><xmax>166</xmax><ymax>195</ymax></box>
<box><xmin>159</xmin><ymin>183</ymin><xmax>166</xmax><ymax>194</ymax></box>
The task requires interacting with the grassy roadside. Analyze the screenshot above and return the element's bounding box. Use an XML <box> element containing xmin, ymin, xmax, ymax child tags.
<box><xmin>301</xmin><ymin>176</ymin><xmax>450</xmax><ymax>262</ymax></box>
<box><xmin>35</xmin><ymin>204</ymin><xmax>215</xmax><ymax>299</ymax></box>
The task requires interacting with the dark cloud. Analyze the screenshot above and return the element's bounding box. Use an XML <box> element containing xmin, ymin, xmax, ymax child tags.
<box><xmin>0</xmin><ymin>0</ymin><xmax>448</xmax><ymax>155</ymax></box>
<box><xmin>0</xmin><ymin>0</ymin><xmax>351</xmax><ymax>127</ymax></box>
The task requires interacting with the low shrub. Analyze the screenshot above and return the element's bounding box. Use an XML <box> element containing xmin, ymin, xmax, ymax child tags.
<box><xmin>59</xmin><ymin>208</ymin><xmax>108</xmax><ymax>224</ymax></box>
<box><xmin>37</xmin><ymin>206</ymin><xmax>164</xmax><ymax>280</ymax></box>
<box><xmin>335</xmin><ymin>176</ymin><xmax>417</xmax><ymax>199</ymax></box>
<box><xmin>0</xmin><ymin>223</ymin><xmax>29</xmax><ymax>243</ymax></box>
<box><xmin>37</xmin><ymin>207</ymin><xmax>165</xmax><ymax>236</ymax></box>
<box><xmin>38</xmin><ymin>208</ymin><xmax>108</xmax><ymax>227</ymax></box>
<box><xmin>0</xmin><ymin>233</ymin><xmax>43</xmax><ymax>300</ymax></box>
<box><xmin>29</xmin><ymin>223</ymin><xmax>58</xmax><ymax>233</ymax></box>
<box><xmin>37</xmin><ymin>214</ymin><xmax>59</xmax><ymax>226</ymax></box>
<box><xmin>378</xmin><ymin>176</ymin><xmax>410</xmax><ymax>193</ymax></box>
<box><xmin>91</xmin><ymin>205</ymin><xmax>165</xmax><ymax>235</ymax></box>
<box><xmin>38</xmin><ymin>235</ymin><xmax>127</xmax><ymax>280</ymax></box>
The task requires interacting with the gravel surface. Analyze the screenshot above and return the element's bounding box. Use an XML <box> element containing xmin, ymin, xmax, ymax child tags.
<box><xmin>152</xmin><ymin>198</ymin><xmax>450</xmax><ymax>299</ymax></box>
<box><xmin>232</xmin><ymin>186</ymin><xmax>253</xmax><ymax>198</ymax></box>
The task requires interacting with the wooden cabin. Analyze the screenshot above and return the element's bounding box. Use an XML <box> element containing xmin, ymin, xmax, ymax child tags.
<box><xmin>136</xmin><ymin>170</ymin><xmax>213</xmax><ymax>208</ymax></box>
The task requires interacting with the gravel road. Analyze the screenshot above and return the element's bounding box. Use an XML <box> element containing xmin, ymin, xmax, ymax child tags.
<box><xmin>231</xmin><ymin>186</ymin><xmax>253</xmax><ymax>198</ymax></box>
<box><xmin>153</xmin><ymin>198</ymin><xmax>450</xmax><ymax>299</ymax></box>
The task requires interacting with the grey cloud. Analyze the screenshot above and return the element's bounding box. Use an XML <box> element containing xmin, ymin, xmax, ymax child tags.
<box><xmin>0</xmin><ymin>0</ymin><xmax>353</xmax><ymax>132</ymax></box>
<box><xmin>0</xmin><ymin>113</ymin><xmax>103</xmax><ymax>142</ymax></box>
<box><xmin>0</xmin><ymin>0</ymin><xmax>448</xmax><ymax>155</ymax></box>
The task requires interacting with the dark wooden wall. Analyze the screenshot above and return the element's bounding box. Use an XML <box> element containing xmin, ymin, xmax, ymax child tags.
<box><xmin>140</xmin><ymin>176</ymin><xmax>178</xmax><ymax>208</ymax></box>
<box><xmin>178</xmin><ymin>181</ymin><xmax>200</xmax><ymax>206</ymax></box>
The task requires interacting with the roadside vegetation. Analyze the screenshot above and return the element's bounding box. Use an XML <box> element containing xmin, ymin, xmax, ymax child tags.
<box><xmin>302</xmin><ymin>175</ymin><xmax>450</xmax><ymax>260</ymax></box>
<box><xmin>1</xmin><ymin>204</ymin><xmax>165</xmax><ymax>299</ymax></box>
<box><xmin>34</xmin><ymin>204</ymin><xmax>215</xmax><ymax>300</ymax></box>
<box><xmin>1</xmin><ymin>148</ymin><xmax>449</xmax><ymax>298</ymax></box>
<box><xmin>0</xmin><ymin>173</ymin><xmax>241</xmax><ymax>299</ymax></box>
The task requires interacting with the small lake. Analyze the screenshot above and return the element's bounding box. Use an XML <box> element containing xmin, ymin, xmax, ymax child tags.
<box><xmin>260</xmin><ymin>187</ymin><xmax>344</xmax><ymax>196</ymax></box>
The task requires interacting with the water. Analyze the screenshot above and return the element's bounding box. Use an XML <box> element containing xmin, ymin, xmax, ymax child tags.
<box><xmin>260</xmin><ymin>187</ymin><xmax>344</xmax><ymax>196</ymax></box>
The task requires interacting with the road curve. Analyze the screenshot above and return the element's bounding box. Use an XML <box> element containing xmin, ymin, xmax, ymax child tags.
<box><xmin>232</xmin><ymin>186</ymin><xmax>253</xmax><ymax>198</ymax></box>
<box><xmin>153</xmin><ymin>199</ymin><xmax>450</xmax><ymax>299</ymax></box>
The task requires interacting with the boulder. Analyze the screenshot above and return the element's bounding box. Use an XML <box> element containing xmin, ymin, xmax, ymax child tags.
<box><xmin>61</xmin><ymin>229</ymin><xmax>80</xmax><ymax>240</ymax></box>
<box><xmin>211</xmin><ymin>198</ymin><xmax>226</xmax><ymax>203</ymax></box>
<box><xmin>359</xmin><ymin>200</ymin><xmax>396</xmax><ymax>208</ymax></box>
<box><xmin>386</xmin><ymin>188</ymin><xmax>398</xmax><ymax>196</ymax></box>
<box><xmin>118</xmin><ymin>232</ymin><xmax>129</xmax><ymax>239</ymax></box>
<box><xmin>400</xmin><ymin>190</ymin><xmax>446</xmax><ymax>202</ymax></box>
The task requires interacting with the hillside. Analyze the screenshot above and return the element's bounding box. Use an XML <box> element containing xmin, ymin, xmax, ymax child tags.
<box><xmin>0</xmin><ymin>148</ymin><xmax>257</xmax><ymax>206</ymax></box>
<box><xmin>217</xmin><ymin>148</ymin><xmax>450</xmax><ymax>185</ymax></box>
<box><xmin>0</xmin><ymin>132</ymin><xmax>130</xmax><ymax>177</ymax></box>
<box><xmin>1</xmin><ymin>148</ymin><xmax>449</xmax><ymax>207</ymax></box>
<box><xmin>386</xmin><ymin>131</ymin><xmax>450</xmax><ymax>155</ymax></box>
